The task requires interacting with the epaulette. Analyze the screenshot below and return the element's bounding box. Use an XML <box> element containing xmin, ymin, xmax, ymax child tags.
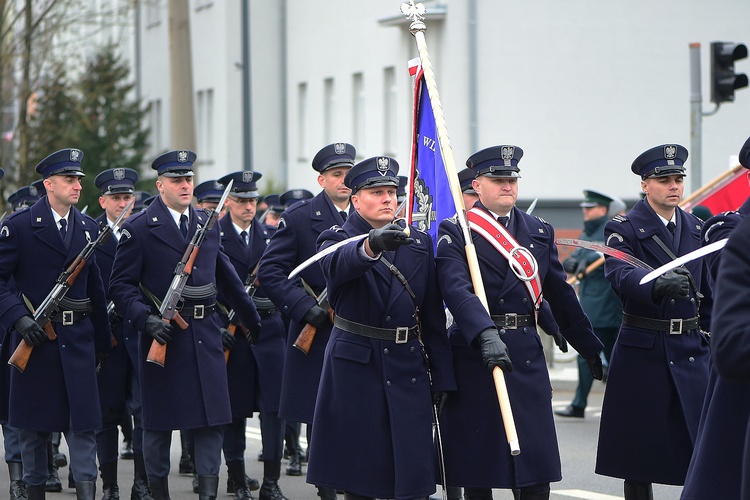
<box><xmin>447</xmin><ymin>214</ymin><xmax>459</xmax><ymax>225</ymax></box>
<box><xmin>285</xmin><ymin>200</ymin><xmax>309</xmax><ymax>214</ymax></box>
<box><xmin>612</xmin><ymin>214</ymin><xmax>628</xmax><ymax>223</ymax></box>
<box><xmin>703</xmin><ymin>220</ymin><xmax>724</xmax><ymax>242</ymax></box>
<box><xmin>330</xmin><ymin>224</ymin><xmax>344</xmax><ymax>232</ymax></box>
<box><xmin>534</xmin><ymin>215</ymin><xmax>549</xmax><ymax>225</ymax></box>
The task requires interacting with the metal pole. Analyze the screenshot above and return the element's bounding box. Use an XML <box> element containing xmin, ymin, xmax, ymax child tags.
<box><xmin>468</xmin><ymin>0</ymin><xmax>478</xmax><ymax>153</ymax></box>
<box><xmin>242</xmin><ymin>0</ymin><xmax>252</xmax><ymax>169</ymax></box>
<box><xmin>402</xmin><ymin>0</ymin><xmax>520</xmax><ymax>456</ymax></box>
<box><xmin>689</xmin><ymin>42</ymin><xmax>702</xmax><ymax>194</ymax></box>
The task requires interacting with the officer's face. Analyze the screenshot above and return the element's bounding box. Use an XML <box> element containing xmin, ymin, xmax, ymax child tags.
<box><xmin>641</xmin><ymin>174</ymin><xmax>684</xmax><ymax>211</ymax></box>
<box><xmin>473</xmin><ymin>176</ymin><xmax>518</xmax><ymax>215</ymax></box>
<box><xmin>99</xmin><ymin>193</ymin><xmax>134</xmax><ymax>224</ymax></box>
<box><xmin>352</xmin><ymin>186</ymin><xmax>397</xmax><ymax>228</ymax></box>
<box><xmin>156</xmin><ymin>175</ymin><xmax>194</xmax><ymax>211</ymax></box>
<box><xmin>318</xmin><ymin>167</ymin><xmax>352</xmax><ymax>205</ymax></box>
<box><xmin>462</xmin><ymin>192</ymin><xmax>479</xmax><ymax>210</ymax></box>
<box><xmin>44</xmin><ymin>175</ymin><xmax>82</xmax><ymax>208</ymax></box>
<box><xmin>265</xmin><ymin>212</ymin><xmax>281</xmax><ymax>227</ymax></box>
<box><xmin>197</xmin><ymin>201</ymin><xmax>219</xmax><ymax>211</ymax></box>
<box><xmin>226</xmin><ymin>196</ymin><xmax>257</xmax><ymax>228</ymax></box>
<box><xmin>582</xmin><ymin>204</ymin><xmax>607</xmax><ymax>222</ymax></box>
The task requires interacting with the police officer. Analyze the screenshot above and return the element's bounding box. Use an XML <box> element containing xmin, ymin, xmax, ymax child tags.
<box><xmin>217</xmin><ymin>170</ymin><xmax>288</xmax><ymax>500</ymax></box>
<box><xmin>7</xmin><ymin>184</ymin><xmax>42</xmax><ymax>211</ymax></box>
<box><xmin>194</xmin><ymin>180</ymin><xmax>225</xmax><ymax>211</ymax></box>
<box><xmin>595</xmin><ymin>144</ymin><xmax>711</xmax><ymax>500</ymax></box>
<box><xmin>0</xmin><ymin>149</ymin><xmax>112</xmax><ymax>500</ymax></box>
<box><xmin>458</xmin><ymin>167</ymin><xmax>478</xmax><ymax>209</ymax></box>
<box><xmin>308</xmin><ymin>156</ymin><xmax>455</xmax><ymax>500</ymax></box>
<box><xmin>108</xmin><ymin>150</ymin><xmax>262</xmax><ymax>500</ymax></box>
<box><xmin>556</xmin><ymin>190</ymin><xmax>622</xmax><ymax>418</ymax></box>
<box><xmin>435</xmin><ymin>146</ymin><xmax>602</xmax><ymax>500</ymax></box>
<box><xmin>132</xmin><ymin>191</ymin><xmax>152</xmax><ymax>213</ymax></box>
<box><xmin>92</xmin><ymin>167</ymin><xmax>151</xmax><ymax>499</ymax></box>
<box><xmin>680</xmin><ymin>137</ymin><xmax>750</xmax><ymax>500</ymax></box>
<box><xmin>260</xmin><ymin>194</ymin><xmax>283</xmax><ymax>227</ymax></box>
<box><xmin>258</xmin><ymin>143</ymin><xmax>356</xmax><ymax>500</ymax></box>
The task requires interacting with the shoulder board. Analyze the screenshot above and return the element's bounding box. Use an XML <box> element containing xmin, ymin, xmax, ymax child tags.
<box><xmin>285</xmin><ymin>200</ymin><xmax>309</xmax><ymax>214</ymax></box>
<box><xmin>612</xmin><ymin>214</ymin><xmax>628</xmax><ymax>223</ymax></box>
<box><xmin>533</xmin><ymin>215</ymin><xmax>549</xmax><ymax>225</ymax></box>
<box><xmin>703</xmin><ymin>220</ymin><xmax>724</xmax><ymax>242</ymax></box>
<box><xmin>447</xmin><ymin>213</ymin><xmax>459</xmax><ymax>225</ymax></box>
<box><xmin>720</xmin><ymin>210</ymin><xmax>740</xmax><ymax>217</ymax></box>
<box><xmin>330</xmin><ymin>224</ymin><xmax>344</xmax><ymax>233</ymax></box>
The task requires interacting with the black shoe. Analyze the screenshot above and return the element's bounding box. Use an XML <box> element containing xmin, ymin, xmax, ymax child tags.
<box><xmin>120</xmin><ymin>440</ymin><xmax>134</xmax><ymax>460</ymax></box>
<box><xmin>68</xmin><ymin>469</ymin><xmax>76</xmax><ymax>489</ymax></box>
<box><xmin>193</xmin><ymin>474</ymin><xmax>199</xmax><ymax>494</ymax></box>
<box><xmin>52</xmin><ymin>444</ymin><xmax>68</xmax><ymax>468</ymax></box>
<box><xmin>554</xmin><ymin>405</ymin><xmax>585</xmax><ymax>418</ymax></box>
<box><xmin>179</xmin><ymin>454</ymin><xmax>194</xmax><ymax>475</ymax></box>
<box><xmin>285</xmin><ymin>451</ymin><xmax>302</xmax><ymax>476</ymax></box>
<box><xmin>46</xmin><ymin>467</ymin><xmax>63</xmax><ymax>492</ymax></box>
<box><xmin>131</xmin><ymin>476</ymin><xmax>153</xmax><ymax>500</ymax></box>
<box><xmin>10</xmin><ymin>479</ymin><xmax>27</xmax><ymax>500</ymax></box>
<box><xmin>228</xmin><ymin>474</ymin><xmax>260</xmax><ymax>493</ymax></box>
<box><xmin>258</xmin><ymin>479</ymin><xmax>289</xmax><ymax>500</ymax></box>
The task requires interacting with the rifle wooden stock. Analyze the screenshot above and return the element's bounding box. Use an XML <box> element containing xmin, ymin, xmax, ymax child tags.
<box><xmin>293</xmin><ymin>309</ymin><xmax>334</xmax><ymax>355</ymax></box>
<box><xmin>8</xmin><ymin>322</ymin><xmax>57</xmax><ymax>373</ymax></box>
<box><xmin>224</xmin><ymin>324</ymin><xmax>237</xmax><ymax>363</ymax></box>
<box><xmin>146</xmin><ymin>312</ymin><xmax>188</xmax><ymax>367</ymax></box>
<box><xmin>566</xmin><ymin>256</ymin><xmax>605</xmax><ymax>285</ymax></box>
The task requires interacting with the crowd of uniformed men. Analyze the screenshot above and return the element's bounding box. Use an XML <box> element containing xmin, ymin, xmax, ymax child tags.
<box><xmin>0</xmin><ymin>135</ymin><xmax>749</xmax><ymax>500</ymax></box>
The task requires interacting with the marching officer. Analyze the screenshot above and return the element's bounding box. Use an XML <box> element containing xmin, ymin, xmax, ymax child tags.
<box><xmin>7</xmin><ymin>184</ymin><xmax>42</xmax><ymax>211</ymax></box>
<box><xmin>681</xmin><ymin>136</ymin><xmax>750</xmax><ymax>500</ymax></box>
<box><xmin>556</xmin><ymin>189</ymin><xmax>622</xmax><ymax>418</ymax></box>
<box><xmin>108</xmin><ymin>150</ymin><xmax>262</xmax><ymax>500</ymax></box>
<box><xmin>0</xmin><ymin>149</ymin><xmax>112</xmax><ymax>499</ymax></box>
<box><xmin>259</xmin><ymin>194</ymin><xmax>283</xmax><ymax>227</ymax></box>
<box><xmin>307</xmin><ymin>156</ymin><xmax>455</xmax><ymax>500</ymax></box>
<box><xmin>435</xmin><ymin>145</ymin><xmax>603</xmax><ymax>500</ymax></box>
<box><xmin>258</xmin><ymin>142</ymin><xmax>356</xmax><ymax>500</ymax></box>
<box><xmin>92</xmin><ymin>167</ymin><xmax>151</xmax><ymax>499</ymax></box>
<box><xmin>595</xmin><ymin>144</ymin><xmax>711</xmax><ymax>500</ymax></box>
<box><xmin>217</xmin><ymin>170</ymin><xmax>288</xmax><ymax>500</ymax></box>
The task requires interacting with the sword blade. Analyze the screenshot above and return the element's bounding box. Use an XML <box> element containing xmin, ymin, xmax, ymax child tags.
<box><xmin>288</xmin><ymin>233</ymin><xmax>368</xmax><ymax>280</ymax></box>
<box><xmin>525</xmin><ymin>198</ymin><xmax>538</xmax><ymax>215</ymax></box>
<box><xmin>639</xmin><ymin>238</ymin><xmax>728</xmax><ymax>285</ymax></box>
<box><xmin>555</xmin><ymin>238</ymin><xmax>654</xmax><ymax>271</ymax></box>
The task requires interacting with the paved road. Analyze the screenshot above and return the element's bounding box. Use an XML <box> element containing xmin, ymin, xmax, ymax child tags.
<box><xmin>0</xmin><ymin>364</ymin><xmax>685</xmax><ymax>499</ymax></box>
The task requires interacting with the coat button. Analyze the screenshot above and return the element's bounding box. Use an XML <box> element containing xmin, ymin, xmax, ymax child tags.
<box><xmin>690</xmin><ymin>298</ymin><xmax>695</xmax><ymax>304</ymax></box>
<box><xmin>411</xmin><ymin>378</ymin><xmax>417</xmax><ymax>384</ymax></box>
<box><xmin>410</xmin><ymin>346</ymin><xmax>415</xmax><ymax>352</ymax></box>
<box><xmin>525</xmin><ymin>360</ymin><xmax>531</xmax><ymax>366</ymax></box>
<box><xmin>499</xmin><ymin>329</ymin><xmax>506</xmax><ymax>335</ymax></box>
<box><xmin>386</xmin><ymin>381</ymin><xmax>391</xmax><ymax>387</ymax></box>
<box><xmin>386</xmin><ymin>316</ymin><xmax>391</xmax><ymax>322</ymax></box>
<box><xmin>384</xmin><ymin>348</ymin><xmax>389</xmax><ymax>354</ymax></box>
<box><xmin>499</xmin><ymin>299</ymin><xmax>505</xmax><ymax>305</ymax></box>
<box><xmin>198</xmin><ymin>340</ymin><xmax>202</xmax><ymax>345</ymax></box>
<box><xmin>522</xmin><ymin>297</ymin><xmax>528</xmax><ymax>303</ymax></box>
<box><xmin>688</xmin><ymin>356</ymin><xmax>695</xmax><ymax>362</ymax></box>
<box><xmin>670</xmin><ymin>299</ymin><xmax>675</xmax><ymax>305</ymax></box>
<box><xmin>669</xmin><ymin>361</ymin><xmax>674</xmax><ymax>366</ymax></box>
<box><xmin>61</xmin><ymin>344</ymin><xmax>66</xmax><ymax>349</ymax></box>
<box><xmin>523</xmin><ymin>327</ymin><xmax>528</xmax><ymax>334</ymax></box>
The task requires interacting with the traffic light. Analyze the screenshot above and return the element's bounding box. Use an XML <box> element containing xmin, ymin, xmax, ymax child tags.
<box><xmin>710</xmin><ymin>41</ymin><xmax>748</xmax><ymax>103</ymax></box>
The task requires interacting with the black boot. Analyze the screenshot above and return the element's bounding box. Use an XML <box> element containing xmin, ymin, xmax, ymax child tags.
<box><xmin>178</xmin><ymin>433</ymin><xmax>193</xmax><ymax>474</ymax></box>
<box><xmin>227</xmin><ymin>461</ymin><xmax>253</xmax><ymax>500</ymax></box>
<box><xmin>519</xmin><ymin>485</ymin><xmax>550</xmax><ymax>500</ymax></box>
<box><xmin>445</xmin><ymin>486</ymin><xmax>463</xmax><ymax>500</ymax></box>
<box><xmin>463</xmin><ymin>487</ymin><xmax>492</xmax><ymax>500</ymax></box>
<box><xmin>285</xmin><ymin>449</ymin><xmax>302</xmax><ymax>476</ymax></box>
<box><xmin>75</xmin><ymin>480</ymin><xmax>96</xmax><ymax>500</ymax></box>
<box><xmin>624</xmin><ymin>481</ymin><xmax>653</xmax><ymax>500</ymax></box>
<box><xmin>197</xmin><ymin>475</ymin><xmax>219</xmax><ymax>500</ymax></box>
<box><xmin>8</xmin><ymin>462</ymin><xmax>27</xmax><ymax>500</ymax></box>
<box><xmin>131</xmin><ymin>453</ymin><xmax>153</xmax><ymax>500</ymax></box>
<box><xmin>147</xmin><ymin>477</ymin><xmax>169</xmax><ymax>500</ymax></box>
<box><xmin>68</xmin><ymin>468</ymin><xmax>76</xmax><ymax>489</ymax></box>
<box><xmin>51</xmin><ymin>432</ymin><xmax>67</xmax><ymax>468</ymax></box>
<box><xmin>316</xmin><ymin>486</ymin><xmax>337</xmax><ymax>500</ymax></box>
<box><xmin>100</xmin><ymin>460</ymin><xmax>119</xmax><ymax>500</ymax></box>
<box><xmin>26</xmin><ymin>484</ymin><xmax>46</xmax><ymax>500</ymax></box>
<box><xmin>45</xmin><ymin>440</ymin><xmax>62</xmax><ymax>492</ymax></box>
<box><xmin>258</xmin><ymin>461</ymin><xmax>288</xmax><ymax>500</ymax></box>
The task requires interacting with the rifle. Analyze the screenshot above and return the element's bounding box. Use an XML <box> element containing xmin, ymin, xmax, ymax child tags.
<box><xmin>224</xmin><ymin>261</ymin><xmax>260</xmax><ymax>363</ymax></box>
<box><xmin>9</xmin><ymin>200</ymin><xmax>134</xmax><ymax>373</ymax></box>
<box><xmin>293</xmin><ymin>287</ymin><xmax>333</xmax><ymax>355</ymax></box>
<box><xmin>146</xmin><ymin>181</ymin><xmax>233</xmax><ymax>367</ymax></box>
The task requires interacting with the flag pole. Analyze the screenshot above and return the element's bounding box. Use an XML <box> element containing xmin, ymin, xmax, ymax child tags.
<box><xmin>401</xmin><ymin>0</ymin><xmax>520</xmax><ymax>456</ymax></box>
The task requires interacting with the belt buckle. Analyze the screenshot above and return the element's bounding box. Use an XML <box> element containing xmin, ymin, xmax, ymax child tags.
<box><xmin>62</xmin><ymin>310</ymin><xmax>74</xmax><ymax>326</ymax></box>
<box><xmin>505</xmin><ymin>313</ymin><xmax>518</xmax><ymax>330</ymax></box>
<box><xmin>395</xmin><ymin>327</ymin><xmax>409</xmax><ymax>344</ymax></box>
<box><xmin>669</xmin><ymin>318</ymin><xmax>683</xmax><ymax>335</ymax></box>
<box><xmin>194</xmin><ymin>304</ymin><xmax>205</xmax><ymax>320</ymax></box>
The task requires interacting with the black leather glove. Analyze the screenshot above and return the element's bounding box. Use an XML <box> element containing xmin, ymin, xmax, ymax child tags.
<box><xmin>478</xmin><ymin>328</ymin><xmax>513</xmax><ymax>374</ymax></box>
<box><xmin>549</xmin><ymin>330</ymin><xmax>568</xmax><ymax>353</ymax></box>
<box><xmin>303</xmin><ymin>305</ymin><xmax>329</xmax><ymax>330</ymax></box>
<box><xmin>15</xmin><ymin>316</ymin><xmax>46</xmax><ymax>347</ymax></box>
<box><xmin>221</xmin><ymin>328</ymin><xmax>237</xmax><ymax>351</ymax></box>
<box><xmin>96</xmin><ymin>352</ymin><xmax>108</xmax><ymax>375</ymax></box>
<box><xmin>145</xmin><ymin>315</ymin><xmax>174</xmax><ymax>345</ymax></box>
<box><xmin>587</xmin><ymin>355</ymin><xmax>603</xmax><ymax>381</ymax></box>
<box><xmin>245</xmin><ymin>322</ymin><xmax>261</xmax><ymax>345</ymax></box>
<box><xmin>432</xmin><ymin>392</ymin><xmax>448</xmax><ymax>419</ymax></box>
<box><xmin>368</xmin><ymin>223</ymin><xmax>415</xmax><ymax>254</ymax></box>
<box><xmin>562</xmin><ymin>258</ymin><xmax>578</xmax><ymax>274</ymax></box>
<box><xmin>652</xmin><ymin>268</ymin><xmax>690</xmax><ymax>301</ymax></box>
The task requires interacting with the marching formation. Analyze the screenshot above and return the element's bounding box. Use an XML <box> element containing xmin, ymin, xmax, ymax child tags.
<box><xmin>0</xmin><ymin>135</ymin><xmax>748</xmax><ymax>500</ymax></box>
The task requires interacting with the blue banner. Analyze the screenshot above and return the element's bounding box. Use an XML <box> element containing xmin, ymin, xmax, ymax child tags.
<box><xmin>409</xmin><ymin>69</ymin><xmax>456</xmax><ymax>252</ymax></box>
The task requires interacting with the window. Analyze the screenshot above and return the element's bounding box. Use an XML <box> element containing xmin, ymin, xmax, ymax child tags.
<box><xmin>197</xmin><ymin>89</ymin><xmax>214</xmax><ymax>162</ymax></box>
<box><xmin>145</xmin><ymin>0</ymin><xmax>161</xmax><ymax>28</ymax></box>
<box><xmin>324</xmin><ymin>78</ymin><xmax>335</xmax><ymax>144</ymax></box>
<box><xmin>352</xmin><ymin>73</ymin><xmax>365</xmax><ymax>156</ymax></box>
<box><xmin>383</xmin><ymin>67</ymin><xmax>397</xmax><ymax>156</ymax></box>
<box><xmin>148</xmin><ymin>99</ymin><xmax>162</xmax><ymax>156</ymax></box>
<box><xmin>297</xmin><ymin>83</ymin><xmax>308</xmax><ymax>160</ymax></box>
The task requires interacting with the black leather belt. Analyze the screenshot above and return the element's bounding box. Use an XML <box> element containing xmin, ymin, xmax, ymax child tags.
<box><xmin>52</xmin><ymin>298</ymin><xmax>92</xmax><ymax>325</ymax></box>
<box><xmin>334</xmin><ymin>315</ymin><xmax>417</xmax><ymax>344</ymax></box>
<box><xmin>623</xmin><ymin>313</ymin><xmax>700</xmax><ymax>334</ymax></box>
<box><xmin>490</xmin><ymin>313</ymin><xmax>533</xmax><ymax>329</ymax></box>
<box><xmin>258</xmin><ymin>306</ymin><xmax>277</xmax><ymax>319</ymax></box>
<box><xmin>179</xmin><ymin>303</ymin><xmax>216</xmax><ymax>319</ymax></box>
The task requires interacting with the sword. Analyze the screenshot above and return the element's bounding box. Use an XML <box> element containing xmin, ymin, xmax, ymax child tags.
<box><xmin>525</xmin><ymin>198</ymin><xmax>538</xmax><ymax>215</ymax></box>
<box><xmin>639</xmin><ymin>238</ymin><xmax>728</xmax><ymax>285</ymax></box>
<box><xmin>556</xmin><ymin>238</ymin><xmax>654</xmax><ymax>271</ymax></box>
<box><xmin>288</xmin><ymin>234</ymin><xmax>368</xmax><ymax>280</ymax></box>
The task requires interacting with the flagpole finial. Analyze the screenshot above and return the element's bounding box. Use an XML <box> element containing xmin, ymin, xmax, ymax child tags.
<box><xmin>400</xmin><ymin>1</ymin><xmax>426</xmax><ymax>33</ymax></box>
